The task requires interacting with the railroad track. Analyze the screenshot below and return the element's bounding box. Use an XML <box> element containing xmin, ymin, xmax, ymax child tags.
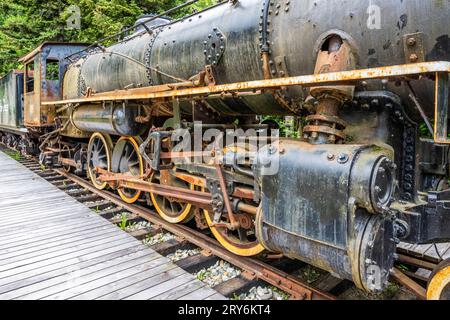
<box><xmin>0</xmin><ymin>145</ymin><xmax>429</xmax><ymax>300</ymax></box>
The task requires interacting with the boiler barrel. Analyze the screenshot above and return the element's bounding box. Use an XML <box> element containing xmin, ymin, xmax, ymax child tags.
<box><xmin>66</xmin><ymin>0</ymin><xmax>450</xmax><ymax>116</ymax></box>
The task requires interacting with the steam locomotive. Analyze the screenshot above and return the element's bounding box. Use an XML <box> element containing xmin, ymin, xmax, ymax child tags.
<box><xmin>1</xmin><ymin>0</ymin><xmax>450</xmax><ymax>298</ymax></box>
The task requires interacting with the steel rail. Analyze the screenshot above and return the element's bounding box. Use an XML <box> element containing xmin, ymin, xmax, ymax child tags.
<box><xmin>43</xmin><ymin>61</ymin><xmax>450</xmax><ymax>105</ymax></box>
<box><xmin>53</xmin><ymin>168</ymin><xmax>336</xmax><ymax>300</ymax></box>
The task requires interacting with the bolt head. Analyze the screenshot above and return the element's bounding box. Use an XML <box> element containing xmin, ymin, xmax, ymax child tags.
<box><xmin>407</xmin><ymin>38</ymin><xmax>416</xmax><ymax>46</ymax></box>
<box><xmin>409</xmin><ymin>53</ymin><xmax>419</xmax><ymax>62</ymax></box>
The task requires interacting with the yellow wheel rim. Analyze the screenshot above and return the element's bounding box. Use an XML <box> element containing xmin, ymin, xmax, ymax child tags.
<box><xmin>87</xmin><ymin>132</ymin><xmax>113</xmax><ymax>190</ymax></box>
<box><xmin>149</xmin><ymin>172</ymin><xmax>194</xmax><ymax>224</ymax></box>
<box><xmin>116</xmin><ymin>136</ymin><xmax>144</xmax><ymax>204</ymax></box>
<box><xmin>203</xmin><ymin>209</ymin><xmax>264</xmax><ymax>256</ymax></box>
<box><xmin>427</xmin><ymin>264</ymin><xmax>450</xmax><ymax>300</ymax></box>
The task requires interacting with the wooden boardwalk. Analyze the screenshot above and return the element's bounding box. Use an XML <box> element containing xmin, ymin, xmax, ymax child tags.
<box><xmin>0</xmin><ymin>151</ymin><xmax>225</xmax><ymax>300</ymax></box>
<box><xmin>398</xmin><ymin>242</ymin><xmax>450</xmax><ymax>262</ymax></box>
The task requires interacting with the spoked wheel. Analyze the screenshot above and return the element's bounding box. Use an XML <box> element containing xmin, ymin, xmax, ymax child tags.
<box><xmin>113</xmin><ymin>136</ymin><xmax>144</xmax><ymax>204</ymax></box>
<box><xmin>427</xmin><ymin>258</ymin><xmax>450</xmax><ymax>300</ymax></box>
<box><xmin>203</xmin><ymin>203</ymin><xmax>264</xmax><ymax>257</ymax></box>
<box><xmin>61</xmin><ymin>145</ymin><xmax>72</xmax><ymax>173</ymax></box>
<box><xmin>87</xmin><ymin>132</ymin><xmax>113</xmax><ymax>190</ymax></box>
<box><xmin>149</xmin><ymin>171</ymin><xmax>195</xmax><ymax>223</ymax></box>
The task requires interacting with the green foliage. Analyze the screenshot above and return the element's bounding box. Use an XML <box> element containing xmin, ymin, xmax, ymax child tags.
<box><xmin>118</xmin><ymin>213</ymin><xmax>135</xmax><ymax>231</ymax></box>
<box><xmin>118</xmin><ymin>213</ymin><xmax>128</xmax><ymax>230</ymax></box>
<box><xmin>0</xmin><ymin>0</ymin><xmax>215</xmax><ymax>76</ymax></box>
<box><xmin>196</xmin><ymin>269</ymin><xmax>207</xmax><ymax>281</ymax></box>
<box><xmin>419</xmin><ymin>122</ymin><xmax>432</xmax><ymax>138</ymax></box>
<box><xmin>4</xmin><ymin>149</ymin><xmax>20</xmax><ymax>160</ymax></box>
<box><xmin>262</xmin><ymin>115</ymin><xmax>301</xmax><ymax>138</ymax></box>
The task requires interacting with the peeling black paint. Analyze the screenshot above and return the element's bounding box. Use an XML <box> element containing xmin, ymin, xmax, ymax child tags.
<box><xmin>397</xmin><ymin>14</ymin><xmax>408</xmax><ymax>30</ymax></box>
<box><xmin>426</xmin><ymin>34</ymin><xmax>450</xmax><ymax>61</ymax></box>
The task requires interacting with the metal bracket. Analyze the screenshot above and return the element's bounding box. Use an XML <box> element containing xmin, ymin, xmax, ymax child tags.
<box><xmin>139</xmin><ymin>131</ymin><xmax>173</xmax><ymax>170</ymax></box>
<box><xmin>403</xmin><ymin>32</ymin><xmax>426</xmax><ymax>63</ymax></box>
<box><xmin>203</xmin><ymin>28</ymin><xmax>226</xmax><ymax>67</ymax></box>
<box><xmin>274</xmin><ymin>55</ymin><xmax>289</xmax><ymax>78</ymax></box>
<box><xmin>434</xmin><ymin>72</ymin><xmax>450</xmax><ymax>144</ymax></box>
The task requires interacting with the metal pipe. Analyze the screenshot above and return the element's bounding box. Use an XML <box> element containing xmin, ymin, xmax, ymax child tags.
<box><xmin>407</xmin><ymin>81</ymin><xmax>434</xmax><ymax>135</ymax></box>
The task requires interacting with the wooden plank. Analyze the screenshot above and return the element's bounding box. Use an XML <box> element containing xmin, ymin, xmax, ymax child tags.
<box><xmin>51</xmin><ymin>257</ymin><xmax>173</xmax><ymax>300</ymax></box>
<box><xmin>151</xmin><ymin>281</ymin><xmax>206</xmax><ymax>300</ymax></box>
<box><xmin>0</xmin><ymin>232</ymin><xmax>130</xmax><ymax>271</ymax></box>
<box><xmin>0</xmin><ymin>202</ymin><xmax>87</xmax><ymax>221</ymax></box>
<box><xmin>423</xmin><ymin>243</ymin><xmax>450</xmax><ymax>260</ymax></box>
<box><xmin>0</xmin><ymin>219</ymin><xmax>110</xmax><ymax>250</ymax></box>
<box><xmin>0</xmin><ymin>242</ymin><xmax>142</xmax><ymax>288</ymax></box>
<box><xmin>174</xmin><ymin>254</ymin><xmax>218</xmax><ymax>273</ymax></box>
<box><xmin>0</xmin><ymin>212</ymin><xmax>102</xmax><ymax>236</ymax></box>
<box><xmin>442</xmin><ymin>245</ymin><xmax>450</xmax><ymax>259</ymax></box>
<box><xmin>212</xmin><ymin>276</ymin><xmax>252</xmax><ymax>297</ymax></box>
<box><xmin>123</xmin><ymin>273</ymin><xmax>194</xmax><ymax>300</ymax></box>
<box><xmin>71</xmin><ymin>261</ymin><xmax>181</xmax><ymax>300</ymax></box>
<box><xmin>96</xmin><ymin>268</ymin><xmax>187</xmax><ymax>300</ymax></box>
<box><xmin>313</xmin><ymin>273</ymin><xmax>343</xmax><ymax>292</ymax></box>
<box><xmin>150</xmin><ymin>239</ymin><xmax>185</xmax><ymax>255</ymax></box>
<box><xmin>0</xmin><ymin>236</ymin><xmax>133</xmax><ymax>280</ymax></box>
<box><xmin>205</xmin><ymin>292</ymin><xmax>228</xmax><ymax>300</ymax></box>
<box><xmin>0</xmin><ymin>197</ymin><xmax>80</xmax><ymax>213</ymax></box>
<box><xmin>179</xmin><ymin>286</ymin><xmax>220</xmax><ymax>300</ymax></box>
<box><xmin>0</xmin><ymin>225</ymin><xmax>119</xmax><ymax>261</ymax></box>
<box><xmin>19</xmin><ymin>253</ymin><xmax>164</xmax><ymax>300</ymax></box>
<box><xmin>0</xmin><ymin>216</ymin><xmax>109</xmax><ymax>245</ymax></box>
<box><xmin>0</xmin><ymin>205</ymin><xmax>97</xmax><ymax>226</ymax></box>
<box><xmin>0</xmin><ymin>248</ymin><xmax>157</xmax><ymax>299</ymax></box>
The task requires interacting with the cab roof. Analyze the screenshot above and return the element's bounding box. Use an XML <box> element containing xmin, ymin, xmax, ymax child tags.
<box><xmin>19</xmin><ymin>41</ymin><xmax>88</xmax><ymax>63</ymax></box>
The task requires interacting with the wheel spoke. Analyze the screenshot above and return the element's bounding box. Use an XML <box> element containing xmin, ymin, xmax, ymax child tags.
<box><xmin>169</xmin><ymin>201</ymin><xmax>176</xmax><ymax>213</ymax></box>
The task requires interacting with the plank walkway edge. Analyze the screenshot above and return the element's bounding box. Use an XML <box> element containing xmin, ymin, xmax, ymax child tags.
<box><xmin>0</xmin><ymin>151</ymin><xmax>225</xmax><ymax>300</ymax></box>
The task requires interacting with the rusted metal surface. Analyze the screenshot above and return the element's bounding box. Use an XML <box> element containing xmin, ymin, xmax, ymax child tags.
<box><xmin>0</xmin><ymin>71</ymin><xmax>24</xmax><ymax>129</ymax></box>
<box><xmin>53</xmin><ymin>168</ymin><xmax>335</xmax><ymax>300</ymax></box>
<box><xmin>21</xmin><ymin>43</ymin><xmax>87</xmax><ymax>127</ymax></box>
<box><xmin>98</xmin><ymin>171</ymin><xmax>213</xmax><ymax>209</ymax></box>
<box><xmin>44</xmin><ymin>61</ymin><xmax>450</xmax><ymax>105</ymax></box>
<box><xmin>214</xmin><ymin>163</ymin><xmax>239</xmax><ymax>230</ymax></box>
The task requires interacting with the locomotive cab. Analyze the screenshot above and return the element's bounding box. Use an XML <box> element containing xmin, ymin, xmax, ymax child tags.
<box><xmin>19</xmin><ymin>42</ymin><xmax>87</xmax><ymax>128</ymax></box>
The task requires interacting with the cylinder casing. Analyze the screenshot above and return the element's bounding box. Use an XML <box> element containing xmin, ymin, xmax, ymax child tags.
<box><xmin>254</xmin><ymin>139</ymin><xmax>396</xmax><ymax>291</ymax></box>
<box><xmin>71</xmin><ymin>103</ymin><xmax>148</xmax><ymax>136</ymax></box>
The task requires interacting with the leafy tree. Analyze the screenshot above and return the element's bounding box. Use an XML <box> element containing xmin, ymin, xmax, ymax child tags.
<box><xmin>0</xmin><ymin>0</ymin><xmax>215</xmax><ymax>76</ymax></box>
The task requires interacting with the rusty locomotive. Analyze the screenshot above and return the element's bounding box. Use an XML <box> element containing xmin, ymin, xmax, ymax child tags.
<box><xmin>1</xmin><ymin>0</ymin><xmax>450</xmax><ymax>298</ymax></box>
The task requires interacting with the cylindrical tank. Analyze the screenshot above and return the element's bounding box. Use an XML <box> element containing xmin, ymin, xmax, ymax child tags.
<box><xmin>63</xmin><ymin>0</ymin><xmax>450</xmax><ymax>117</ymax></box>
<box><xmin>71</xmin><ymin>103</ymin><xmax>148</xmax><ymax>136</ymax></box>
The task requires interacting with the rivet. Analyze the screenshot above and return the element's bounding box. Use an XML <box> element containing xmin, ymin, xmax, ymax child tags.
<box><xmin>337</xmin><ymin>153</ymin><xmax>349</xmax><ymax>164</ymax></box>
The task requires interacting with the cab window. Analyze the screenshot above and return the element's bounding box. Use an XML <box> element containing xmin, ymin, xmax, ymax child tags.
<box><xmin>25</xmin><ymin>62</ymin><xmax>34</xmax><ymax>93</ymax></box>
<box><xmin>45</xmin><ymin>59</ymin><xmax>59</xmax><ymax>81</ymax></box>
